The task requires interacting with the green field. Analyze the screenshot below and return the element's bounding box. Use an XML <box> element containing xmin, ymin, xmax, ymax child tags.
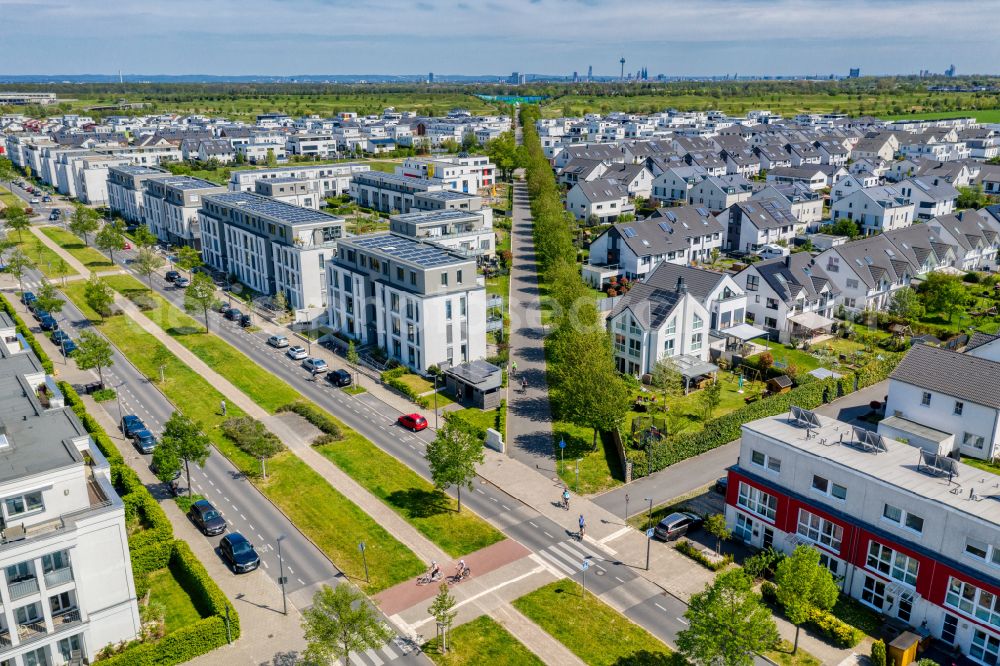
<box><xmin>40</xmin><ymin>226</ymin><xmax>113</xmax><ymax>270</ymax></box>
<box><xmin>423</xmin><ymin>616</ymin><xmax>543</xmax><ymax>666</ymax></box>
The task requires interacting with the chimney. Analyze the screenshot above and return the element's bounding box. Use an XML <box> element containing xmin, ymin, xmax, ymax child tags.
<box><xmin>676</xmin><ymin>276</ymin><xmax>687</xmax><ymax>294</ymax></box>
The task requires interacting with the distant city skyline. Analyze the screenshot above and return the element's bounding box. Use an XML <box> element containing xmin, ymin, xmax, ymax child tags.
<box><xmin>2</xmin><ymin>0</ymin><xmax>999</xmax><ymax>77</ymax></box>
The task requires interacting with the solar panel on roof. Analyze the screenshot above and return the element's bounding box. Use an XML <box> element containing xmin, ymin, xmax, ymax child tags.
<box><xmin>658</xmin><ymin>222</ymin><xmax>670</xmax><ymax>232</ymax></box>
<box><xmin>697</xmin><ymin>207</ymin><xmax>710</xmax><ymax>217</ymax></box>
<box><xmin>665</xmin><ymin>211</ymin><xmax>677</xmax><ymax>222</ymax></box>
<box><xmin>744</xmin><ymin>204</ymin><xmax>755</xmax><ymax>213</ymax></box>
<box><xmin>622</xmin><ymin>227</ymin><xmax>637</xmax><ymax>238</ymax></box>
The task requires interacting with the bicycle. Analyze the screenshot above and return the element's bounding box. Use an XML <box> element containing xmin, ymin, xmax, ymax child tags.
<box><xmin>561</xmin><ymin>490</ymin><xmax>570</xmax><ymax>511</ymax></box>
<box><xmin>447</xmin><ymin>566</ymin><xmax>471</xmax><ymax>585</ymax></box>
<box><xmin>416</xmin><ymin>568</ymin><xmax>442</xmax><ymax>585</ymax></box>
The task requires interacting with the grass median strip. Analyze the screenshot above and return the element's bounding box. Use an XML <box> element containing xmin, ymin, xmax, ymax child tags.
<box><xmin>14</xmin><ymin>236</ymin><xmax>77</xmax><ymax>279</ymax></box>
<box><xmin>422</xmin><ymin>615</ymin><xmax>543</xmax><ymax>666</ymax></box>
<box><xmin>40</xmin><ymin>226</ymin><xmax>114</xmax><ymax>270</ymax></box>
<box><xmin>512</xmin><ymin>580</ymin><xmax>677</xmax><ymax>666</ymax></box>
<box><xmin>98</xmin><ymin>273</ymin><xmax>504</xmax><ymax>557</ymax></box>
<box><xmin>62</xmin><ymin>281</ymin><xmax>424</xmax><ymax>592</ymax></box>
<box><xmin>318</xmin><ymin>435</ymin><xmax>504</xmax><ymax>557</ymax></box>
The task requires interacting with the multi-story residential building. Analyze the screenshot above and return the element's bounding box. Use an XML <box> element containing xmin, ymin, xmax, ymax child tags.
<box><xmin>326</xmin><ymin>233</ymin><xmax>486</xmax><ymax>372</ymax></box>
<box><xmin>814</xmin><ymin>235</ymin><xmax>914</xmax><ymax>313</ymax></box>
<box><xmin>750</xmin><ymin>184</ymin><xmax>824</xmax><ymax>229</ymax></box>
<box><xmin>726</xmin><ymin>409</ymin><xmax>1000</xmax><ymax>664</ymax></box>
<box><xmin>0</xmin><ymin>315</ymin><xmax>141</xmax><ymax>665</ymax></box>
<box><xmin>234</xmin><ymin>143</ymin><xmax>287</xmax><ymax>164</ymax></box>
<box><xmin>73</xmin><ymin>155</ymin><xmax>132</xmax><ymax>206</ymax></box>
<box><xmin>350</xmin><ymin>172</ymin><xmax>447</xmax><ymax>214</ymax></box>
<box><xmin>564</xmin><ymin>180</ymin><xmax>635</xmax><ymax>224</ymax></box>
<box><xmin>897</xmin><ymin>178</ymin><xmax>959</xmax><ymax>221</ymax></box>
<box><xmin>929</xmin><ymin>212</ymin><xmax>1000</xmax><ymax>272</ymax></box>
<box><xmin>198</xmin><ymin>192</ymin><xmax>346</xmax><ymax>309</ymax></box>
<box><xmin>650</xmin><ymin>166</ymin><xmax>708</xmax><ymax>205</ymax></box>
<box><xmin>142</xmin><ymin>176</ymin><xmax>227</xmax><ymax>248</ymax></box>
<box><xmin>734</xmin><ymin>253</ymin><xmax>838</xmax><ymax>342</ymax></box>
<box><xmin>253</xmin><ymin>177</ymin><xmax>321</xmax><ymax>209</ymax></box>
<box><xmin>228</xmin><ymin>163</ymin><xmax>370</xmax><ymax>199</ymax></box>
<box><xmin>765</xmin><ymin>166</ymin><xmax>829</xmax><ymax>192</ymax></box>
<box><xmin>107</xmin><ymin>165</ymin><xmax>172</xmax><ymax>224</ymax></box>
<box><xmin>388</xmin><ymin>209</ymin><xmax>493</xmax><ymax>257</ymax></box>
<box><xmin>583</xmin><ymin>206</ymin><xmax>724</xmax><ymax>287</ymax></box>
<box><xmin>830</xmin><ymin>186</ymin><xmax>915</xmax><ymax>236</ymax></box>
<box><xmin>721</xmin><ymin>199</ymin><xmax>802</xmax><ymax>254</ymax></box>
<box><xmin>637</xmin><ymin>262</ymin><xmax>748</xmax><ymax>333</ymax></box>
<box><xmin>396</xmin><ymin>155</ymin><xmax>496</xmax><ymax>193</ymax></box>
<box><xmin>286</xmin><ymin>133</ymin><xmax>338</xmax><ymax>159</ymax></box>
<box><xmin>687</xmin><ymin>174</ymin><xmax>753</xmax><ymax>212</ymax></box>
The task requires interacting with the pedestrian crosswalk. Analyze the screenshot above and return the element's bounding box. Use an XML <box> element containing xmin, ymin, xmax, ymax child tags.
<box><xmin>536</xmin><ymin>538</ymin><xmax>607</xmax><ymax>577</ymax></box>
<box><xmin>345</xmin><ymin>635</ymin><xmax>418</xmax><ymax>665</ymax></box>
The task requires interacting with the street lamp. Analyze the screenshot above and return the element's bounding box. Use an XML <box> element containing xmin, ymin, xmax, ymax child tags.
<box><xmin>433</xmin><ymin>373</ymin><xmax>439</xmax><ymax>430</ymax></box>
<box><xmin>644</xmin><ymin>497</ymin><xmax>654</xmax><ymax>571</ymax></box>
<box><xmin>276</xmin><ymin>535</ymin><xmax>287</xmax><ymax>615</ymax></box>
<box><xmin>575</xmin><ymin>459</ymin><xmax>582</xmax><ymax>493</ymax></box>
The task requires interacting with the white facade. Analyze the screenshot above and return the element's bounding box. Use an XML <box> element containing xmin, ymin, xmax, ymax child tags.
<box><xmin>830</xmin><ymin>187</ymin><xmax>915</xmax><ymax>236</ymax></box>
<box><xmin>609</xmin><ymin>288</ymin><xmax>711</xmax><ymax>377</ymax></box>
<box><xmin>229</xmin><ymin>163</ymin><xmax>370</xmax><ymax>199</ymax></box>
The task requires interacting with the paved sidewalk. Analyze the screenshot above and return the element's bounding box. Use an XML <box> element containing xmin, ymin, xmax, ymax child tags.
<box><xmin>492</xmin><ymin>602</ymin><xmax>586</xmax><ymax>666</ymax></box>
<box><xmin>505</xmin><ymin>179</ymin><xmax>555</xmax><ymax>466</ymax></box>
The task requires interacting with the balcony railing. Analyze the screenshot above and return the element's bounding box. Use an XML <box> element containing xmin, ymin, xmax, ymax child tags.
<box><xmin>0</xmin><ymin>628</ymin><xmax>10</xmax><ymax>647</ymax></box>
<box><xmin>44</xmin><ymin>566</ymin><xmax>73</xmax><ymax>588</ymax></box>
<box><xmin>8</xmin><ymin>576</ymin><xmax>39</xmax><ymax>600</ymax></box>
<box><xmin>16</xmin><ymin>620</ymin><xmax>46</xmax><ymax>643</ymax></box>
<box><xmin>52</xmin><ymin>608</ymin><xmax>81</xmax><ymax>629</ymax></box>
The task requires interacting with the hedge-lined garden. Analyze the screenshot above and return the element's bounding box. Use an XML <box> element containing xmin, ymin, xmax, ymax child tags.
<box><xmin>1</xmin><ymin>293</ymin><xmax>54</xmax><ymax>373</ymax></box>
<box><xmin>61</xmin><ymin>382</ymin><xmax>240</xmax><ymax>664</ymax></box>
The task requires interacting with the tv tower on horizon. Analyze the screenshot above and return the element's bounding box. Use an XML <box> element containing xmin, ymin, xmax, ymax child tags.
<box><xmin>619</xmin><ymin>56</ymin><xmax>626</xmax><ymax>80</ymax></box>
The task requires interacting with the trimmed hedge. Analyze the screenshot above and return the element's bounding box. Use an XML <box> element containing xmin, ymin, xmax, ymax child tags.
<box><xmin>631</xmin><ymin>353</ymin><xmax>902</xmax><ymax>476</ymax></box>
<box><xmin>496</xmin><ymin>399</ymin><xmax>507</xmax><ymax>438</ymax></box>
<box><xmin>0</xmin><ymin>293</ymin><xmax>54</xmax><ymax>373</ymax></box>
<box><xmin>277</xmin><ymin>400</ymin><xmax>343</xmax><ymax>440</ymax></box>
<box><xmin>761</xmin><ymin>582</ymin><xmax>865</xmax><ymax>648</ymax></box>
<box><xmin>380</xmin><ymin>367</ymin><xmax>430</xmax><ymax>408</ymax></box>
<box><xmin>675</xmin><ymin>539</ymin><xmax>733</xmax><ymax>571</ymax></box>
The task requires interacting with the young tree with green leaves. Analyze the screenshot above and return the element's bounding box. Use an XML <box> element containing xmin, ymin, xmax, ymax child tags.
<box><xmin>176</xmin><ymin>245</ymin><xmax>203</xmax><ymax>276</ymax></box>
<box><xmin>676</xmin><ymin>569</ymin><xmax>779</xmax><ymax>666</ymax></box>
<box><xmin>69</xmin><ymin>205</ymin><xmax>100</xmax><ymax>246</ymax></box>
<box><xmin>95</xmin><ymin>219</ymin><xmax>126</xmax><ymax>264</ymax></box>
<box><xmin>131</xmin><ymin>225</ymin><xmax>158</xmax><ymax>249</ymax></box>
<box><xmin>84</xmin><ymin>273</ymin><xmax>114</xmax><ymax>319</ymax></box>
<box><xmin>159</xmin><ymin>411</ymin><xmax>211</xmax><ymax>497</ymax></box>
<box><xmin>425</xmin><ymin>420</ymin><xmax>485</xmax><ymax>512</ymax></box>
<box><xmin>34</xmin><ymin>279</ymin><xmax>64</xmax><ymax>315</ymax></box>
<box><xmin>3</xmin><ymin>206</ymin><xmax>31</xmax><ymax>243</ymax></box>
<box><xmin>651</xmin><ymin>356</ymin><xmax>683</xmax><ymax>414</ymax></box>
<box><xmin>826</xmin><ymin>218</ymin><xmax>860</xmax><ymax>238</ymax></box>
<box><xmin>774</xmin><ymin>545</ymin><xmax>840</xmax><ymax>654</ymax></box>
<box><xmin>6</xmin><ymin>249</ymin><xmax>33</xmax><ymax>300</ymax></box>
<box><xmin>184</xmin><ymin>272</ymin><xmax>217</xmax><ymax>332</ymax></box>
<box><xmin>151</xmin><ymin>443</ymin><xmax>182</xmax><ymax>486</ymax></box>
<box><xmin>134</xmin><ymin>247</ymin><xmax>165</xmax><ymax>290</ymax></box>
<box><xmin>427</xmin><ymin>583</ymin><xmax>458</xmax><ymax>654</ymax></box>
<box><xmin>74</xmin><ymin>330</ymin><xmax>114</xmax><ymax>385</ymax></box>
<box><xmin>922</xmin><ymin>272</ymin><xmax>969</xmax><ymax>322</ymax></box>
<box><xmin>888</xmin><ymin>286</ymin><xmax>922</xmax><ymax>320</ymax></box>
<box><xmin>152</xmin><ymin>345</ymin><xmax>173</xmax><ymax>384</ymax></box>
<box><xmin>700</xmin><ymin>377</ymin><xmax>723</xmax><ymax>421</ymax></box>
<box><xmin>346</xmin><ymin>340</ymin><xmax>361</xmax><ymax>386</ymax></box>
<box><xmin>705</xmin><ymin>513</ymin><xmax>731</xmax><ymax>556</ymax></box>
<box><xmin>0</xmin><ymin>156</ymin><xmax>16</xmax><ymax>189</ymax></box>
<box><xmin>302</xmin><ymin>584</ymin><xmax>393</xmax><ymax>666</ymax></box>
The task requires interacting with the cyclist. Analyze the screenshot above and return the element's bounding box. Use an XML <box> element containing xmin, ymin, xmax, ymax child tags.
<box><xmin>429</xmin><ymin>560</ymin><xmax>440</xmax><ymax>580</ymax></box>
<box><xmin>521</xmin><ymin>377</ymin><xmax>528</xmax><ymax>392</ymax></box>
<box><xmin>511</xmin><ymin>361</ymin><xmax>518</xmax><ymax>376</ymax></box>
<box><xmin>455</xmin><ymin>559</ymin><xmax>467</xmax><ymax>576</ymax></box>
<box><xmin>562</xmin><ymin>487</ymin><xmax>570</xmax><ymax>510</ymax></box>
<box><xmin>578</xmin><ymin>514</ymin><xmax>586</xmax><ymax>539</ymax></box>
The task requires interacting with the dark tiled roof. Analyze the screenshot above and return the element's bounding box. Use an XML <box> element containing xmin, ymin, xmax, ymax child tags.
<box><xmin>642</xmin><ymin>263</ymin><xmax>727</xmax><ymax>304</ymax></box>
<box><xmin>890</xmin><ymin>344</ymin><xmax>1000</xmax><ymax>410</ymax></box>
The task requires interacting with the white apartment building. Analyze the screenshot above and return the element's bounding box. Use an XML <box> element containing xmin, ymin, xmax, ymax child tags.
<box><xmin>830</xmin><ymin>187</ymin><xmax>916</xmax><ymax>236</ymax></box>
<box><xmin>286</xmin><ymin>134</ymin><xmax>338</xmax><ymax>159</ymax></box>
<box><xmin>396</xmin><ymin>156</ymin><xmax>496</xmax><ymax>193</ymax></box>
<box><xmin>228</xmin><ymin>163</ymin><xmax>371</xmax><ymax>199</ymax></box>
<box><xmin>388</xmin><ymin>209</ymin><xmax>494</xmax><ymax>257</ymax></box>
<box><xmin>735</xmin><ymin>253</ymin><xmax>838</xmax><ymax>342</ymax></box>
<box><xmin>107</xmin><ymin>165</ymin><xmax>172</xmax><ymax>224</ymax></box>
<box><xmin>73</xmin><ymin>155</ymin><xmax>132</xmax><ymax>206</ymax></box>
<box><xmin>198</xmin><ymin>192</ymin><xmax>346</xmax><ymax>310</ymax></box>
<box><xmin>721</xmin><ymin>199</ymin><xmax>802</xmax><ymax>254</ymax></box>
<box><xmin>0</xmin><ymin>317</ymin><xmax>141</xmax><ymax>666</ymax></box>
<box><xmin>350</xmin><ymin>172</ymin><xmax>446</xmax><ymax>214</ymax></box>
<box><xmin>326</xmin><ymin>233</ymin><xmax>486</xmax><ymax>373</ymax></box>
<box><xmin>142</xmin><ymin>176</ymin><xmax>227</xmax><ymax>248</ymax></box>
<box><xmin>253</xmin><ymin>178</ymin><xmax>320</xmax><ymax>209</ymax></box>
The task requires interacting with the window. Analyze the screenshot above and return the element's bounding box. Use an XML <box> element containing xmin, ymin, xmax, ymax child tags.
<box><xmin>797</xmin><ymin>509</ymin><xmax>843</xmax><ymax>551</ymax></box>
<box><xmin>746</xmin><ymin>275</ymin><xmax>759</xmax><ymax>291</ymax></box>
<box><xmin>734</xmin><ymin>513</ymin><xmax>753</xmax><ymax>542</ymax></box>
<box><xmin>737</xmin><ymin>482</ymin><xmax>777</xmax><ymax>521</ymax></box>
<box><xmin>954</xmin><ymin>401</ymin><xmax>964</xmax><ymax>416</ymax></box>
<box><xmin>4</xmin><ymin>490</ymin><xmax>43</xmax><ymax>517</ymax></box>
<box><xmin>396</xmin><ymin>266</ymin><xmax>404</xmax><ymax>281</ymax></box>
<box><xmin>966</xmin><ymin>539</ymin><xmax>1000</xmax><ymax>567</ymax></box>
<box><xmin>410</xmin><ymin>271</ymin><xmax>417</xmax><ymax>285</ymax></box>
<box><xmin>818</xmin><ymin>552</ymin><xmax>840</xmax><ymax>577</ymax></box>
<box><xmin>665</xmin><ymin>318</ymin><xmax>676</xmax><ymax>336</ymax></box>
<box><xmin>947</xmin><ymin>577</ymin><xmax>1000</xmax><ymax>629</ymax></box>
<box><xmin>457</xmin><ymin>270</ymin><xmax>463</xmax><ymax>283</ymax></box>
<box><xmin>692</xmin><ymin>314</ymin><xmax>703</xmax><ymax>330</ymax></box>
<box><xmin>921</xmin><ymin>392</ymin><xmax>931</xmax><ymax>406</ymax></box>
<box><xmin>691</xmin><ymin>333</ymin><xmax>702</xmax><ymax>352</ymax></box>
<box><xmin>882</xmin><ymin>504</ymin><xmax>923</xmax><ymax>533</ymax></box>
<box><xmin>460</xmin><ymin>297</ymin><xmax>466</xmax><ymax>317</ymax></box>
<box><xmin>867</xmin><ymin>541</ymin><xmax>919</xmax><ymax>586</ymax></box>
<box><xmin>663</xmin><ymin>338</ymin><xmax>675</xmax><ymax>355</ymax></box>
<box><xmin>445</xmin><ymin>301</ymin><xmax>453</xmax><ymax>320</ymax></box>
<box><xmin>751</xmin><ymin>450</ymin><xmax>781</xmax><ymax>473</ymax></box>
<box><xmin>971</xmin><ymin>630</ymin><xmax>1000</xmax><ymax>665</ymax></box>
<box><xmin>846</xmin><ymin>279</ymin><xmax>859</xmax><ymax>289</ymax></box>
<box><xmin>441</xmin><ymin>272</ymin><xmax>449</xmax><ymax>286</ymax></box>
<box><xmin>964</xmin><ymin>432</ymin><xmax>986</xmax><ymax>450</ymax></box>
<box><xmin>812</xmin><ymin>475</ymin><xmax>847</xmax><ymax>500</ymax></box>
<box><xmin>765</xmin><ymin>298</ymin><xmax>779</xmax><ymax>310</ymax></box>
<box><xmin>861</xmin><ymin>575</ymin><xmax>886</xmax><ymax>610</ymax></box>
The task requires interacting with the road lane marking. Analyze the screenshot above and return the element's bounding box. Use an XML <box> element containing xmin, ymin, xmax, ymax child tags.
<box><xmin>677</xmin><ymin>617</ymin><xmax>689</xmax><ymax>625</ymax></box>
<box><xmin>411</xmin><ymin>565</ymin><xmax>548</xmax><ymax>630</ymax></box>
<box><xmin>654</xmin><ymin>603</ymin><xmax>666</xmax><ymax>611</ymax></box>
<box><xmin>543</xmin><ymin>531</ymin><xmax>553</xmax><ymax>538</ymax></box>
<box><xmin>615</xmin><ymin>576</ymin><xmax>624</xmax><ymax>583</ymax></box>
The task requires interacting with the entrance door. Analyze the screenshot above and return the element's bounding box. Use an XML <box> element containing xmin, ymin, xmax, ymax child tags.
<box><xmin>941</xmin><ymin>614</ymin><xmax>958</xmax><ymax>645</ymax></box>
<box><xmin>763</xmin><ymin>527</ymin><xmax>774</xmax><ymax>549</ymax></box>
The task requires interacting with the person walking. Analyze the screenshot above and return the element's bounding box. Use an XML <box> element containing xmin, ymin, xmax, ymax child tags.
<box><xmin>220</xmin><ymin>399</ymin><xmax>227</xmax><ymax>416</ymax></box>
<box><xmin>578</xmin><ymin>514</ymin><xmax>586</xmax><ymax>540</ymax></box>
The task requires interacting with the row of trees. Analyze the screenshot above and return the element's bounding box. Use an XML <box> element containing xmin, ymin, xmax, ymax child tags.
<box><xmin>519</xmin><ymin>106</ymin><xmax>632</xmax><ymax>447</ymax></box>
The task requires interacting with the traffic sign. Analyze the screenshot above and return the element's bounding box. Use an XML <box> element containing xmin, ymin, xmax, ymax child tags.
<box><xmin>581</xmin><ymin>560</ymin><xmax>590</xmax><ymax>571</ymax></box>
<box><xmin>646</xmin><ymin>528</ymin><xmax>655</xmax><ymax>538</ymax></box>
<box><xmin>358</xmin><ymin>541</ymin><xmax>366</xmax><ymax>552</ymax></box>
<box><xmin>559</xmin><ymin>439</ymin><xmax>566</xmax><ymax>449</ymax></box>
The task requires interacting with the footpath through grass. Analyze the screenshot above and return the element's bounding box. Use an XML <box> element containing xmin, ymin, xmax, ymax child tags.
<box><xmin>100</xmin><ymin>273</ymin><xmax>503</xmax><ymax>558</ymax></box>
<box><xmin>41</xmin><ymin>226</ymin><xmax>113</xmax><ymax>270</ymax></box>
<box><xmin>512</xmin><ymin>580</ymin><xmax>677</xmax><ymax>666</ymax></box>
<box><xmin>62</xmin><ymin>281</ymin><xmax>423</xmax><ymax>592</ymax></box>
<box><xmin>423</xmin><ymin>615</ymin><xmax>543</xmax><ymax>666</ymax></box>
<box><xmin>13</xmin><ymin>235</ymin><xmax>77</xmax><ymax>279</ymax></box>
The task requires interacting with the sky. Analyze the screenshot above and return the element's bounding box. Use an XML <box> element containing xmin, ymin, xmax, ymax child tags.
<box><xmin>2</xmin><ymin>0</ymin><xmax>999</xmax><ymax>77</ymax></box>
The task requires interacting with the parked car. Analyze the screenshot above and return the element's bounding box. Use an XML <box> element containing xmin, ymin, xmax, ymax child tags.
<box><xmin>189</xmin><ymin>499</ymin><xmax>227</xmax><ymax>536</ymax></box>
<box><xmin>122</xmin><ymin>242</ymin><xmax>132</xmax><ymax>250</ymax></box>
<box><xmin>164</xmin><ymin>270</ymin><xmax>181</xmax><ymax>283</ymax></box>
<box><xmin>32</xmin><ymin>307</ymin><xmax>48</xmax><ymax>321</ymax></box>
<box><xmin>225</xmin><ymin>308</ymin><xmax>243</xmax><ymax>321</ymax></box>
<box><xmin>267</xmin><ymin>335</ymin><xmax>289</xmax><ymax>349</ymax></box>
<box><xmin>215</xmin><ymin>302</ymin><xmax>232</xmax><ymax>313</ymax></box>
<box><xmin>50</xmin><ymin>330</ymin><xmax>71</xmax><ymax>345</ymax></box>
<box><xmin>48</xmin><ymin>210</ymin><xmax>60</xmax><ymax>221</ymax></box>
<box><xmin>21</xmin><ymin>292</ymin><xmax>36</xmax><ymax>306</ymax></box>
<box><xmin>29</xmin><ymin>197</ymin><xmax>40</xmax><ymax>204</ymax></box>
<box><xmin>397</xmin><ymin>413</ymin><xmax>428</xmax><ymax>432</ymax></box>
<box><xmin>120</xmin><ymin>414</ymin><xmax>146</xmax><ymax>438</ymax></box>
<box><xmin>714</xmin><ymin>477</ymin><xmax>729</xmax><ymax>495</ymax></box>
<box><xmin>286</xmin><ymin>345</ymin><xmax>308</xmax><ymax>360</ymax></box>
<box><xmin>303</xmin><ymin>358</ymin><xmax>328</xmax><ymax>374</ymax></box>
<box><xmin>174</xmin><ymin>276</ymin><xmax>190</xmax><ymax>288</ymax></box>
<box><xmin>653</xmin><ymin>512</ymin><xmax>704</xmax><ymax>541</ymax></box>
<box><xmin>60</xmin><ymin>340</ymin><xmax>77</xmax><ymax>356</ymax></box>
<box><xmin>42</xmin><ymin>195</ymin><xmax>52</xmax><ymax>203</ymax></box>
<box><xmin>39</xmin><ymin>315</ymin><xmax>59</xmax><ymax>331</ymax></box>
<box><xmin>131</xmin><ymin>429</ymin><xmax>157</xmax><ymax>454</ymax></box>
<box><xmin>219</xmin><ymin>533</ymin><xmax>260</xmax><ymax>573</ymax></box>
<box><xmin>239</xmin><ymin>314</ymin><xmax>252</xmax><ymax>328</ymax></box>
<box><xmin>327</xmin><ymin>369</ymin><xmax>352</xmax><ymax>387</ymax></box>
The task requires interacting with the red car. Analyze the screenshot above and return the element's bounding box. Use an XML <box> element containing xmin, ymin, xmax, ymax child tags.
<box><xmin>397</xmin><ymin>413</ymin><xmax>428</xmax><ymax>431</ymax></box>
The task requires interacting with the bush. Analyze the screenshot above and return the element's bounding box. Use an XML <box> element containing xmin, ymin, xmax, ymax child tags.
<box><xmin>0</xmin><ymin>294</ymin><xmax>54</xmax><ymax>373</ymax></box>
<box><xmin>674</xmin><ymin>539</ymin><xmax>733</xmax><ymax>571</ymax></box>
<box><xmin>127</xmin><ymin>291</ymin><xmax>158</xmax><ymax>311</ymax></box>
<box><xmin>277</xmin><ymin>401</ymin><xmax>342</xmax><ymax>440</ymax></box>
<box><xmin>871</xmin><ymin>640</ymin><xmax>887</xmax><ymax>666</ymax></box>
<box><xmin>496</xmin><ymin>399</ymin><xmax>506</xmax><ymax>436</ymax></box>
<box><xmin>92</xmin><ymin>388</ymin><xmax>117</xmax><ymax>402</ymax></box>
<box><xmin>312</xmin><ymin>433</ymin><xmax>339</xmax><ymax>446</ymax></box>
<box><xmin>762</xmin><ymin>583</ymin><xmax>865</xmax><ymax>648</ymax></box>
<box><xmin>220</xmin><ymin>416</ymin><xmax>285</xmax><ymax>456</ymax></box>
<box><xmin>964</xmin><ymin>272</ymin><xmax>982</xmax><ymax>284</ymax></box>
<box><xmin>742</xmin><ymin>547</ymin><xmax>785</xmax><ymax>580</ymax></box>
<box><xmin>380</xmin><ymin>367</ymin><xmax>431</xmax><ymax>407</ymax></box>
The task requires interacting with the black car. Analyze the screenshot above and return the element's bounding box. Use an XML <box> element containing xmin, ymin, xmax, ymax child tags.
<box><xmin>189</xmin><ymin>499</ymin><xmax>227</xmax><ymax>536</ymax></box>
<box><xmin>120</xmin><ymin>414</ymin><xmax>146</xmax><ymax>438</ymax></box>
<box><xmin>165</xmin><ymin>270</ymin><xmax>181</xmax><ymax>283</ymax></box>
<box><xmin>653</xmin><ymin>512</ymin><xmax>704</xmax><ymax>541</ymax></box>
<box><xmin>714</xmin><ymin>477</ymin><xmax>729</xmax><ymax>495</ymax></box>
<box><xmin>21</xmin><ymin>292</ymin><xmax>36</xmax><ymax>306</ymax></box>
<box><xmin>50</xmin><ymin>330</ymin><xmax>71</xmax><ymax>345</ymax></box>
<box><xmin>239</xmin><ymin>313</ymin><xmax>252</xmax><ymax>327</ymax></box>
<box><xmin>219</xmin><ymin>532</ymin><xmax>260</xmax><ymax>573</ymax></box>
<box><xmin>131</xmin><ymin>429</ymin><xmax>157</xmax><ymax>454</ymax></box>
<box><xmin>225</xmin><ymin>308</ymin><xmax>243</xmax><ymax>321</ymax></box>
<box><xmin>40</xmin><ymin>315</ymin><xmax>59</xmax><ymax>331</ymax></box>
<box><xmin>60</xmin><ymin>340</ymin><xmax>77</xmax><ymax>356</ymax></box>
<box><xmin>327</xmin><ymin>369</ymin><xmax>353</xmax><ymax>387</ymax></box>
<box><xmin>49</xmin><ymin>210</ymin><xmax>60</xmax><ymax>221</ymax></box>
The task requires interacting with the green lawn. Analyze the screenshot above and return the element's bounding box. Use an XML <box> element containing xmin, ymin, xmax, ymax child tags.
<box><xmin>553</xmin><ymin>421</ymin><xmax>624</xmax><ymax>495</ymax></box>
<box><xmin>447</xmin><ymin>408</ymin><xmax>497</xmax><ymax>437</ymax></box>
<box><xmin>147</xmin><ymin>567</ymin><xmax>204</xmax><ymax>634</ymax></box>
<box><xmin>12</xmin><ymin>236</ymin><xmax>77</xmax><ymax>279</ymax></box>
<box><xmin>423</xmin><ymin>616</ymin><xmax>543</xmax><ymax>666</ymax></box>
<box><xmin>40</xmin><ymin>226</ymin><xmax>113</xmax><ymax>270</ymax></box>
<box><xmin>317</xmin><ymin>434</ymin><xmax>504</xmax><ymax>557</ymax></box>
<box><xmin>512</xmin><ymin>580</ymin><xmax>677</xmax><ymax>666</ymax></box>
<box><xmin>367</xmin><ymin>160</ymin><xmax>400</xmax><ymax>174</ymax></box>
<box><xmin>961</xmin><ymin>456</ymin><xmax>1000</xmax><ymax>477</ymax></box>
<box><xmin>0</xmin><ymin>186</ymin><xmax>23</xmax><ymax>209</ymax></box>
<box><xmin>765</xmin><ymin>642</ymin><xmax>822</xmax><ymax>666</ymax></box>
<box><xmin>62</xmin><ymin>281</ymin><xmax>424</xmax><ymax>592</ymax></box>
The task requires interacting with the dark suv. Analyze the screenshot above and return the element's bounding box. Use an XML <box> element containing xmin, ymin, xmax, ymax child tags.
<box><xmin>165</xmin><ymin>270</ymin><xmax>181</xmax><ymax>283</ymax></box>
<box><xmin>653</xmin><ymin>512</ymin><xmax>704</xmax><ymax>541</ymax></box>
<box><xmin>120</xmin><ymin>415</ymin><xmax>146</xmax><ymax>438</ymax></box>
<box><xmin>189</xmin><ymin>499</ymin><xmax>227</xmax><ymax>536</ymax></box>
<box><xmin>219</xmin><ymin>532</ymin><xmax>260</xmax><ymax>573</ymax></box>
<box><xmin>327</xmin><ymin>369</ymin><xmax>352</xmax><ymax>387</ymax></box>
<box><xmin>131</xmin><ymin>429</ymin><xmax>157</xmax><ymax>454</ymax></box>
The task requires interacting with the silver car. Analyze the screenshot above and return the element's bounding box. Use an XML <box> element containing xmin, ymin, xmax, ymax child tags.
<box><xmin>286</xmin><ymin>345</ymin><xmax>308</xmax><ymax>360</ymax></box>
<box><xmin>303</xmin><ymin>358</ymin><xmax>328</xmax><ymax>374</ymax></box>
<box><xmin>267</xmin><ymin>335</ymin><xmax>289</xmax><ymax>349</ymax></box>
